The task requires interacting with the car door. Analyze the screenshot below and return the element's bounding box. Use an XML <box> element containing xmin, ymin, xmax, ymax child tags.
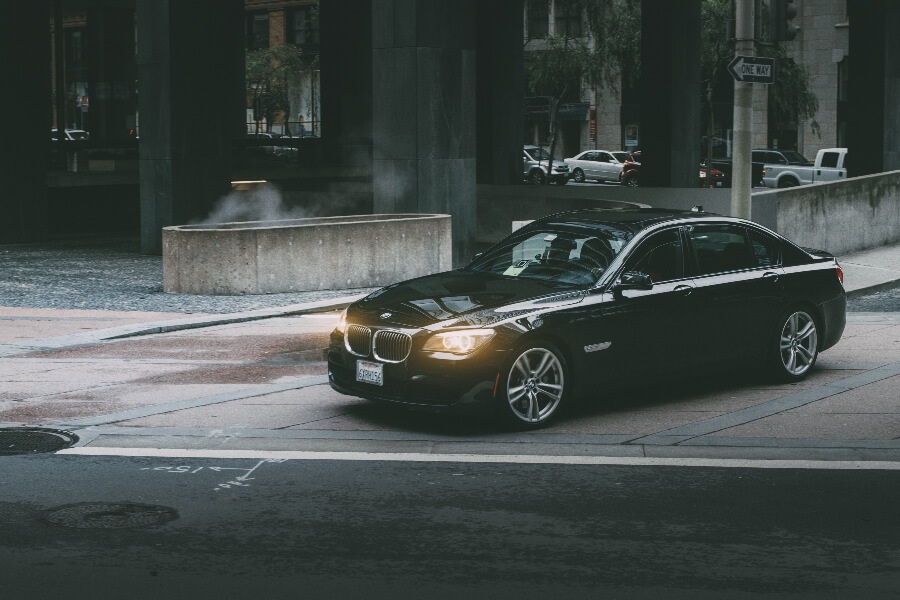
<box><xmin>684</xmin><ymin>224</ymin><xmax>786</xmax><ymax>365</ymax></box>
<box><xmin>597</xmin><ymin>152</ymin><xmax>617</xmax><ymax>181</ymax></box>
<box><xmin>579</xmin><ymin>227</ymin><xmax>698</xmax><ymax>378</ymax></box>
<box><xmin>581</xmin><ymin>151</ymin><xmax>599</xmax><ymax>180</ymax></box>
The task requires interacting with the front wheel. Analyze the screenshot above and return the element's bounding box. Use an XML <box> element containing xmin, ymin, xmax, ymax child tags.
<box><xmin>498</xmin><ymin>343</ymin><xmax>568</xmax><ymax>429</ymax></box>
<box><xmin>528</xmin><ymin>169</ymin><xmax>546</xmax><ymax>185</ymax></box>
<box><xmin>572</xmin><ymin>168</ymin><xmax>585</xmax><ymax>183</ymax></box>
<box><xmin>769</xmin><ymin>309</ymin><xmax>819</xmax><ymax>381</ymax></box>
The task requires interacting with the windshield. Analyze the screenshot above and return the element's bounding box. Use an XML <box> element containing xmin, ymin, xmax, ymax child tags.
<box><xmin>526</xmin><ymin>147</ymin><xmax>552</xmax><ymax>161</ymax></box>
<box><xmin>466</xmin><ymin>224</ymin><xmax>631</xmax><ymax>287</ymax></box>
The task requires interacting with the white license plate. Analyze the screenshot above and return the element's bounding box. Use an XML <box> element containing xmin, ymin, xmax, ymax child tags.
<box><xmin>356</xmin><ymin>360</ymin><xmax>384</xmax><ymax>386</ymax></box>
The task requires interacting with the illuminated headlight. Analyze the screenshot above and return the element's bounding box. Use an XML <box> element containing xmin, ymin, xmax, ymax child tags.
<box><xmin>335</xmin><ymin>308</ymin><xmax>348</xmax><ymax>334</ymax></box>
<box><xmin>422</xmin><ymin>329</ymin><xmax>495</xmax><ymax>355</ymax></box>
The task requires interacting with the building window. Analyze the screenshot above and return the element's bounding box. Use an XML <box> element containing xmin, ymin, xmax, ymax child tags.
<box><xmin>246</xmin><ymin>11</ymin><xmax>269</xmax><ymax>50</ymax></box>
<box><xmin>287</xmin><ymin>6</ymin><xmax>319</xmax><ymax>47</ymax></box>
<box><xmin>555</xmin><ymin>1</ymin><xmax>582</xmax><ymax>38</ymax></box>
<box><xmin>527</xmin><ymin>0</ymin><xmax>549</xmax><ymax>39</ymax></box>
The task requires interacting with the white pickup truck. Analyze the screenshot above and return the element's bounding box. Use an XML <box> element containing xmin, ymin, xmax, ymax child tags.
<box><xmin>763</xmin><ymin>148</ymin><xmax>849</xmax><ymax>188</ymax></box>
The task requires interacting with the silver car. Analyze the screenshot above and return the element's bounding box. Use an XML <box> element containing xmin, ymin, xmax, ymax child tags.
<box><xmin>565</xmin><ymin>150</ymin><xmax>624</xmax><ymax>183</ymax></box>
<box><xmin>523</xmin><ymin>145</ymin><xmax>570</xmax><ymax>185</ymax></box>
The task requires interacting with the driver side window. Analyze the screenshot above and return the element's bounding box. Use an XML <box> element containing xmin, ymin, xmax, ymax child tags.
<box><xmin>622</xmin><ymin>229</ymin><xmax>685</xmax><ymax>283</ymax></box>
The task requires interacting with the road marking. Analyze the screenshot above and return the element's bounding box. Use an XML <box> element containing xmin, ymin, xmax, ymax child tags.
<box><xmin>57</xmin><ymin>447</ymin><xmax>900</xmax><ymax>470</ymax></box>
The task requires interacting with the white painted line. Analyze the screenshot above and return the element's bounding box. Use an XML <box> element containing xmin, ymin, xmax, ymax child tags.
<box><xmin>57</xmin><ymin>447</ymin><xmax>900</xmax><ymax>470</ymax></box>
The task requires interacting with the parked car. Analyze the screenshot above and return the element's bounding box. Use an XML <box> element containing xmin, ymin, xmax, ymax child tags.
<box><xmin>564</xmin><ymin>150</ymin><xmax>624</xmax><ymax>183</ymax></box>
<box><xmin>246</xmin><ymin>132</ymin><xmax>299</xmax><ymax>160</ymax></box>
<box><xmin>328</xmin><ymin>208</ymin><xmax>846</xmax><ymax>429</ymax></box>
<box><xmin>50</xmin><ymin>128</ymin><xmax>89</xmax><ymax>141</ymax></box>
<box><xmin>523</xmin><ymin>145</ymin><xmax>570</xmax><ymax>185</ymax></box>
<box><xmin>698</xmin><ymin>163</ymin><xmax>727</xmax><ymax>187</ymax></box>
<box><xmin>763</xmin><ymin>148</ymin><xmax>848</xmax><ymax>188</ymax></box>
<box><xmin>708</xmin><ymin>156</ymin><xmax>766</xmax><ymax>187</ymax></box>
<box><xmin>752</xmin><ymin>149</ymin><xmax>810</xmax><ymax>167</ymax></box>
<box><xmin>619</xmin><ymin>151</ymin><xmax>641</xmax><ymax>186</ymax></box>
<box><xmin>620</xmin><ymin>152</ymin><xmax>724</xmax><ymax>187</ymax></box>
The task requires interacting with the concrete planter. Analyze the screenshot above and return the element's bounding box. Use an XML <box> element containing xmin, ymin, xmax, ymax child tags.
<box><xmin>163</xmin><ymin>213</ymin><xmax>452</xmax><ymax>295</ymax></box>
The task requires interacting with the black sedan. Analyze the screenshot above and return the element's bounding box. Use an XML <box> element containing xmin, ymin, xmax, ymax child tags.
<box><xmin>328</xmin><ymin>209</ymin><xmax>846</xmax><ymax>429</ymax></box>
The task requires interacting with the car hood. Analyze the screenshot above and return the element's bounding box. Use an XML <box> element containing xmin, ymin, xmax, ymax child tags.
<box><xmin>349</xmin><ymin>270</ymin><xmax>585</xmax><ymax>329</ymax></box>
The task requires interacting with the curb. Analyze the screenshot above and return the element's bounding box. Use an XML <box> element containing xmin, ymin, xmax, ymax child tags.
<box><xmin>0</xmin><ymin>293</ymin><xmax>366</xmax><ymax>357</ymax></box>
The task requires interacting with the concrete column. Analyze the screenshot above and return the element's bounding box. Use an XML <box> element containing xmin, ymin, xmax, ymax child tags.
<box><xmin>639</xmin><ymin>0</ymin><xmax>701</xmax><ymax>188</ymax></box>
<box><xmin>0</xmin><ymin>0</ymin><xmax>50</xmax><ymax>243</ymax></box>
<box><xmin>319</xmin><ymin>0</ymin><xmax>372</xmax><ymax>173</ymax></box>
<box><xmin>86</xmin><ymin>6</ymin><xmax>137</xmax><ymax>141</ymax></box>
<box><xmin>372</xmin><ymin>0</ymin><xmax>477</xmax><ymax>266</ymax></box>
<box><xmin>884</xmin><ymin>2</ymin><xmax>900</xmax><ymax>171</ymax></box>
<box><xmin>136</xmin><ymin>0</ymin><xmax>245</xmax><ymax>254</ymax></box>
<box><xmin>476</xmin><ymin>0</ymin><xmax>524</xmax><ymax>186</ymax></box>
<box><xmin>848</xmin><ymin>1</ymin><xmax>886</xmax><ymax>176</ymax></box>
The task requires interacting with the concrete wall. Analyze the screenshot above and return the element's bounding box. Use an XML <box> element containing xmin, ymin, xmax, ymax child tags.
<box><xmin>477</xmin><ymin>172</ymin><xmax>900</xmax><ymax>259</ymax></box>
<box><xmin>763</xmin><ymin>170</ymin><xmax>900</xmax><ymax>255</ymax></box>
<box><xmin>163</xmin><ymin>214</ymin><xmax>452</xmax><ymax>295</ymax></box>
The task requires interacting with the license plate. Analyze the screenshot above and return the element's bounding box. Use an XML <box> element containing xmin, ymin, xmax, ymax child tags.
<box><xmin>356</xmin><ymin>360</ymin><xmax>384</xmax><ymax>386</ymax></box>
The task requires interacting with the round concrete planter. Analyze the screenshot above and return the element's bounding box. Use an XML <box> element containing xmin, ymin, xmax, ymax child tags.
<box><xmin>162</xmin><ymin>213</ymin><xmax>452</xmax><ymax>295</ymax></box>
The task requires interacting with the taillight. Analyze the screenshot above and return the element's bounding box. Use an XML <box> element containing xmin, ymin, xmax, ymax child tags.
<box><xmin>835</xmin><ymin>261</ymin><xmax>844</xmax><ymax>285</ymax></box>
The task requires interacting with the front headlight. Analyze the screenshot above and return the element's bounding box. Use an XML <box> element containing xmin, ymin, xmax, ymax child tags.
<box><xmin>422</xmin><ymin>329</ymin><xmax>495</xmax><ymax>355</ymax></box>
<box><xmin>335</xmin><ymin>307</ymin><xmax>348</xmax><ymax>334</ymax></box>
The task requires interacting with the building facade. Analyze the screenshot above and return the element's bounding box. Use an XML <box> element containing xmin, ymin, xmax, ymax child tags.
<box><xmin>524</xmin><ymin>0</ymin><xmax>854</xmax><ymax>162</ymax></box>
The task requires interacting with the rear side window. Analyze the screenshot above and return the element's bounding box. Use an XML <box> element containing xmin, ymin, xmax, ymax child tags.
<box><xmin>748</xmin><ymin>229</ymin><xmax>782</xmax><ymax>268</ymax></box>
<box><xmin>820</xmin><ymin>152</ymin><xmax>840</xmax><ymax>168</ymax></box>
<box><xmin>687</xmin><ymin>225</ymin><xmax>757</xmax><ymax>275</ymax></box>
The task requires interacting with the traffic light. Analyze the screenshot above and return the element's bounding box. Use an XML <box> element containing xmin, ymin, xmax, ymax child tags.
<box><xmin>771</xmin><ymin>0</ymin><xmax>799</xmax><ymax>42</ymax></box>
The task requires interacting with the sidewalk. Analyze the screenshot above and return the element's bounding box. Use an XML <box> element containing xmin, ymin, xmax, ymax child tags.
<box><xmin>1</xmin><ymin>238</ymin><xmax>900</xmax><ymax>462</ymax></box>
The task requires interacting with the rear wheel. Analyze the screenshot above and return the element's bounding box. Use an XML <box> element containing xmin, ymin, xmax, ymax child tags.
<box><xmin>769</xmin><ymin>309</ymin><xmax>819</xmax><ymax>381</ymax></box>
<box><xmin>498</xmin><ymin>343</ymin><xmax>568</xmax><ymax>429</ymax></box>
<box><xmin>624</xmin><ymin>175</ymin><xmax>639</xmax><ymax>187</ymax></box>
<box><xmin>779</xmin><ymin>178</ymin><xmax>799</xmax><ymax>188</ymax></box>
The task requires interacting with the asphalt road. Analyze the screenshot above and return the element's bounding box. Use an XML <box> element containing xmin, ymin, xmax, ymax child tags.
<box><xmin>2</xmin><ymin>454</ymin><xmax>899</xmax><ymax>599</ymax></box>
<box><xmin>848</xmin><ymin>286</ymin><xmax>900</xmax><ymax>313</ymax></box>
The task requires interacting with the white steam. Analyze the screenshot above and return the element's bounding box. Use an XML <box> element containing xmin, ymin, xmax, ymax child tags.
<box><xmin>193</xmin><ymin>184</ymin><xmax>309</xmax><ymax>225</ymax></box>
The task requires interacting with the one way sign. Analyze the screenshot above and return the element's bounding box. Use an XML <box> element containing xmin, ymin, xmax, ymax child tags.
<box><xmin>728</xmin><ymin>56</ymin><xmax>775</xmax><ymax>84</ymax></box>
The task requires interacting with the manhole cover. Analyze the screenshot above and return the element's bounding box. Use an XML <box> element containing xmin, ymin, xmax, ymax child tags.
<box><xmin>0</xmin><ymin>428</ymin><xmax>78</xmax><ymax>456</ymax></box>
<box><xmin>42</xmin><ymin>502</ymin><xmax>179</xmax><ymax>529</ymax></box>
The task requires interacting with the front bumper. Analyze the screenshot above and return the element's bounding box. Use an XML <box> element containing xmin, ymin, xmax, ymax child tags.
<box><xmin>327</xmin><ymin>332</ymin><xmax>510</xmax><ymax>414</ymax></box>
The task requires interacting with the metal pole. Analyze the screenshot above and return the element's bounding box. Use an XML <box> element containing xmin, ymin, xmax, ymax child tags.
<box><xmin>731</xmin><ymin>0</ymin><xmax>754</xmax><ymax>219</ymax></box>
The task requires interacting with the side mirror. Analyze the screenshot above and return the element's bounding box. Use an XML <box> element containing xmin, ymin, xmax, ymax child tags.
<box><xmin>613</xmin><ymin>271</ymin><xmax>653</xmax><ymax>297</ymax></box>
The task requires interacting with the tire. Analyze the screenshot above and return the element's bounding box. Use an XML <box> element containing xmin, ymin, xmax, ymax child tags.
<box><xmin>498</xmin><ymin>343</ymin><xmax>568</xmax><ymax>429</ymax></box>
<box><xmin>779</xmin><ymin>178</ymin><xmax>799</xmax><ymax>188</ymax></box>
<box><xmin>769</xmin><ymin>309</ymin><xmax>819</xmax><ymax>381</ymax></box>
<box><xmin>624</xmin><ymin>175</ymin><xmax>639</xmax><ymax>187</ymax></box>
<box><xmin>573</xmin><ymin>168</ymin><xmax>585</xmax><ymax>183</ymax></box>
<box><xmin>529</xmin><ymin>169</ymin><xmax>546</xmax><ymax>185</ymax></box>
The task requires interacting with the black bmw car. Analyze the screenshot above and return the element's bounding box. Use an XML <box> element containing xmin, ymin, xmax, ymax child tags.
<box><xmin>328</xmin><ymin>209</ymin><xmax>846</xmax><ymax>428</ymax></box>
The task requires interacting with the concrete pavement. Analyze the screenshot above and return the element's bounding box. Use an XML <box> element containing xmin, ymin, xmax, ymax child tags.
<box><xmin>1</xmin><ymin>241</ymin><xmax>900</xmax><ymax>462</ymax></box>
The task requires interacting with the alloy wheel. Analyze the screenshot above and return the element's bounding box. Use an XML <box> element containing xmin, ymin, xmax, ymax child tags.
<box><xmin>573</xmin><ymin>169</ymin><xmax>585</xmax><ymax>183</ymax></box>
<box><xmin>506</xmin><ymin>347</ymin><xmax>565</xmax><ymax>425</ymax></box>
<box><xmin>779</xmin><ymin>310</ymin><xmax>818</xmax><ymax>377</ymax></box>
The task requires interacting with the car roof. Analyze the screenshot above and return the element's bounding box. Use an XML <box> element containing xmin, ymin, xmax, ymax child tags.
<box><xmin>535</xmin><ymin>207</ymin><xmax>727</xmax><ymax>234</ymax></box>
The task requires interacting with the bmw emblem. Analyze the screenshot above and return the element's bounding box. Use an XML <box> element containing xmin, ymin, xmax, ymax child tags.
<box><xmin>380</xmin><ymin>312</ymin><xmax>393</xmax><ymax>320</ymax></box>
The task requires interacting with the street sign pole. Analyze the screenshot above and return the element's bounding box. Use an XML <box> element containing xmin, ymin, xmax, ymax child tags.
<box><xmin>731</xmin><ymin>0</ymin><xmax>754</xmax><ymax>220</ymax></box>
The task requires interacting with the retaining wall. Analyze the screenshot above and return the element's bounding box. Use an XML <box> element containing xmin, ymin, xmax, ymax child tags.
<box><xmin>163</xmin><ymin>213</ymin><xmax>452</xmax><ymax>295</ymax></box>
